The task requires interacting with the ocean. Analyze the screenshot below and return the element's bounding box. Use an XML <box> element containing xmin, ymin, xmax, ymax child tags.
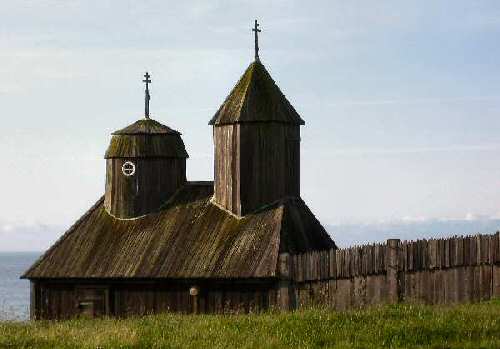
<box><xmin>0</xmin><ymin>252</ymin><xmax>41</xmax><ymax>321</ymax></box>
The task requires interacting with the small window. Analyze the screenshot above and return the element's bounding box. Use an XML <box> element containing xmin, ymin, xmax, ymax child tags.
<box><xmin>78</xmin><ymin>301</ymin><xmax>94</xmax><ymax>317</ymax></box>
<box><xmin>78</xmin><ymin>301</ymin><xmax>93</xmax><ymax>309</ymax></box>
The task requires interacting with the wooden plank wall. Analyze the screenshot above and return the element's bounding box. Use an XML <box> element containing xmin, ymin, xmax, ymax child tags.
<box><xmin>34</xmin><ymin>282</ymin><xmax>277</xmax><ymax>319</ymax></box>
<box><xmin>213</xmin><ymin>123</ymin><xmax>301</xmax><ymax>216</ymax></box>
<box><xmin>238</xmin><ymin>123</ymin><xmax>300</xmax><ymax>215</ymax></box>
<box><xmin>286</xmin><ymin>232</ymin><xmax>500</xmax><ymax>310</ymax></box>
<box><xmin>213</xmin><ymin>125</ymin><xmax>239</xmax><ymax>215</ymax></box>
<box><xmin>114</xmin><ymin>284</ymin><xmax>274</xmax><ymax>316</ymax></box>
<box><xmin>105</xmin><ymin>157</ymin><xmax>186</xmax><ymax>219</ymax></box>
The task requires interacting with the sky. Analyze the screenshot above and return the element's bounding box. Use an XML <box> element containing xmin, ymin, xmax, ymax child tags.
<box><xmin>2</xmin><ymin>1</ymin><xmax>500</xmax><ymax>250</ymax></box>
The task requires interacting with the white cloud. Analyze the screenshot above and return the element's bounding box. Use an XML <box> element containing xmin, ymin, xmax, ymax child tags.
<box><xmin>464</xmin><ymin>212</ymin><xmax>492</xmax><ymax>221</ymax></box>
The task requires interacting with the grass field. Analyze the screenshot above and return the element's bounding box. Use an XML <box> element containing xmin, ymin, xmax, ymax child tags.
<box><xmin>1</xmin><ymin>301</ymin><xmax>500</xmax><ymax>349</ymax></box>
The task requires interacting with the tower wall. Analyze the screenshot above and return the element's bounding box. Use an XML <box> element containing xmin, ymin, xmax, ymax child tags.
<box><xmin>214</xmin><ymin>123</ymin><xmax>300</xmax><ymax>216</ymax></box>
<box><xmin>213</xmin><ymin>124</ymin><xmax>240</xmax><ymax>214</ymax></box>
<box><xmin>105</xmin><ymin>157</ymin><xmax>186</xmax><ymax>219</ymax></box>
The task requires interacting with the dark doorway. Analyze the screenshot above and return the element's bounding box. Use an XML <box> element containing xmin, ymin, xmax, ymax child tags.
<box><xmin>76</xmin><ymin>286</ymin><xmax>109</xmax><ymax>318</ymax></box>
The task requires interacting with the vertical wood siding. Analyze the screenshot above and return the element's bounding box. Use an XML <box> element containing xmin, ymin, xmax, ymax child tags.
<box><xmin>282</xmin><ymin>232</ymin><xmax>500</xmax><ymax>310</ymax></box>
<box><xmin>213</xmin><ymin>125</ymin><xmax>240</xmax><ymax>214</ymax></box>
<box><xmin>33</xmin><ymin>281</ymin><xmax>278</xmax><ymax>319</ymax></box>
<box><xmin>104</xmin><ymin>158</ymin><xmax>186</xmax><ymax>218</ymax></box>
<box><xmin>213</xmin><ymin>123</ymin><xmax>300</xmax><ymax>216</ymax></box>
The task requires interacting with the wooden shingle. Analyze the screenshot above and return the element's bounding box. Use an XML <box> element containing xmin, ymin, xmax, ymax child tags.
<box><xmin>23</xmin><ymin>182</ymin><xmax>334</xmax><ymax>280</ymax></box>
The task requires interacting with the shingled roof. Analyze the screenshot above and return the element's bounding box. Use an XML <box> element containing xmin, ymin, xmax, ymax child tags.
<box><xmin>209</xmin><ymin>61</ymin><xmax>305</xmax><ymax>126</ymax></box>
<box><xmin>23</xmin><ymin>182</ymin><xmax>335</xmax><ymax>280</ymax></box>
<box><xmin>105</xmin><ymin>118</ymin><xmax>189</xmax><ymax>159</ymax></box>
<box><xmin>112</xmin><ymin>118</ymin><xmax>180</xmax><ymax>135</ymax></box>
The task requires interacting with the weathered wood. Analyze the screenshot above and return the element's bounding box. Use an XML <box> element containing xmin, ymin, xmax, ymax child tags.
<box><xmin>31</xmin><ymin>227</ymin><xmax>500</xmax><ymax>318</ymax></box>
<box><xmin>26</xmin><ymin>182</ymin><xmax>335</xmax><ymax>281</ymax></box>
<box><xmin>495</xmin><ymin>233</ymin><xmax>500</xmax><ymax>263</ymax></box>
<box><xmin>353</xmin><ymin>276</ymin><xmax>366</xmax><ymax>308</ymax></box>
<box><xmin>105</xmin><ymin>157</ymin><xmax>186</xmax><ymax>219</ymax></box>
<box><xmin>386</xmin><ymin>239</ymin><xmax>400</xmax><ymax>303</ymax></box>
<box><xmin>104</xmin><ymin>118</ymin><xmax>189</xmax><ymax>219</ymax></box>
<box><xmin>37</xmin><ymin>280</ymin><xmax>279</xmax><ymax>319</ymax></box>
<box><xmin>29</xmin><ymin>281</ymin><xmax>39</xmax><ymax>320</ymax></box>
<box><xmin>329</xmin><ymin>249</ymin><xmax>336</xmax><ymax>279</ymax></box>
<box><xmin>458</xmin><ymin>237</ymin><xmax>464</xmax><ymax>266</ymax></box>
<box><xmin>210</xmin><ymin>61</ymin><xmax>305</xmax><ymax>126</ymax></box>
<box><xmin>335</xmin><ymin>279</ymin><xmax>352</xmax><ymax>310</ymax></box>
<box><xmin>288</xmin><ymin>233</ymin><xmax>500</xmax><ymax>311</ymax></box>
<box><xmin>493</xmin><ymin>265</ymin><xmax>500</xmax><ymax>298</ymax></box>
<box><xmin>277</xmin><ymin>253</ymin><xmax>295</xmax><ymax>310</ymax></box>
<box><xmin>213</xmin><ymin>123</ymin><xmax>301</xmax><ymax>216</ymax></box>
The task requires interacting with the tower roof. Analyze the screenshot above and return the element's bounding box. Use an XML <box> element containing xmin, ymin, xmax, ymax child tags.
<box><xmin>105</xmin><ymin>118</ymin><xmax>188</xmax><ymax>159</ymax></box>
<box><xmin>112</xmin><ymin>118</ymin><xmax>180</xmax><ymax>135</ymax></box>
<box><xmin>209</xmin><ymin>61</ymin><xmax>305</xmax><ymax>126</ymax></box>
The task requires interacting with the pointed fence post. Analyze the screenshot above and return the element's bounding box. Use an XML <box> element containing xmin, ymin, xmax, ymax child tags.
<box><xmin>278</xmin><ymin>253</ymin><xmax>295</xmax><ymax>310</ymax></box>
<box><xmin>387</xmin><ymin>239</ymin><xmax>401</xmax><ymax>304</ymax></box>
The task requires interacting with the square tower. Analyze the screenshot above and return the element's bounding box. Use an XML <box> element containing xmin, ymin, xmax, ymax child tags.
<box><xmin>210</xmin><ymin>61</ymin><xmax>304</xmax><ymax>216</ymax></box>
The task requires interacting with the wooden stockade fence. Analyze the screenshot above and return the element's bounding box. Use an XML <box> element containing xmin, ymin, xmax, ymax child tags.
<box><xmin>287</xmin><ymin>242</ymin><xmax>388</xmax><ymax>282</ymax></box>
<box><xmin>278</xmin><ymin>232</ymin><xmax>500</xmax><ymax>310</ymax></box>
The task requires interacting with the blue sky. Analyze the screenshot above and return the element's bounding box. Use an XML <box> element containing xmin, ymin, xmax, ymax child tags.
<box><xmin>2</xmin><ymin>1</ymin><xmax>500</xmax><ymax>250</ymax></box>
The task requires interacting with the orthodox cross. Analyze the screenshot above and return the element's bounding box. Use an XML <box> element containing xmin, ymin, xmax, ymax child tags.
<box><xmin>143</xmin><ymin>72</ymin><xmax>151</xmax><ymax>119</ymax></box>
<box><xmin>252</xmin><ymin>19</ymin><xmax>261</xmax><ymax>61</ymax></box>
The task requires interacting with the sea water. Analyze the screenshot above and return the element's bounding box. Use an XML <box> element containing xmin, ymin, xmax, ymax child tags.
<box><xmin>0</xmin><ymin>252</ymin><xmax>40</xmax><ymax>321</ymax></box>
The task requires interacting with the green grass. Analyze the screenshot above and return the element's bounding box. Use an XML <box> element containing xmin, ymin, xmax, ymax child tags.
<box><xmin>2</xmin><ymin>301</ymin><xmax>500</xmax><ymax>349</ymax></box>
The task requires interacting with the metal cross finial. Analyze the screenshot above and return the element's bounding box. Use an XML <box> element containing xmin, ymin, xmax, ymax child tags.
<box><xmin>252</xmin><ymin>19</ymin><xmax>261</xmax><ymax>61</ymax></box>
<box><xmin>143</xmin><ymin>72</ymin><xmax>151</xmax><ymax>119</ymax></box>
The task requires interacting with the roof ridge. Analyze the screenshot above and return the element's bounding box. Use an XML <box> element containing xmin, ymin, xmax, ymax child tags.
<box><xmin>238</xmin><ymin>62</ymin><xmax>256</xmax><ymax>120</ymax></box>
<box><xmin>112</xmin><ymin>118</ymin><xmax>181</xmax><ymax>135</ymax></box>
<box><xmin>252</xmin><ymin>204</ymin><xmax>284</xmax><ymax>278</ymax></box>
<box><xmin>209</xmin><ymin>62</ymin><xmax>255</xmax><ymax>125</ymax></box>
<box><xmin>252</xmin><ymin>196</ymin><xmax>302</xmax><ymax>214</ymax></box>
<box><xmin>209</xmin><ymin>196</ymin><xmax>245</xmax><ymax>220</ymax></box>
<box><xmin>209</xmin><ymin>61</ymin><xmax>304</xmax><ymax>126</ymax></box>
<box><xmin>278</xmin><ymin>198</ymin><xmax>337</xmax><ymax>253</ymax></box>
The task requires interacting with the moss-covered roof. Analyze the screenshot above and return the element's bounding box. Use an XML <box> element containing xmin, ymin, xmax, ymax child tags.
<box><xmin>22</xmin><ymin>182</ymin><xmax>335</xmax><ymax>280</ymax></box>
<box><xmin>113</xmin><ymin>118</ymin><xmax>180</xmax><ymax>135</ymax></box>
<box><xmin>106</xmin><ymin>118</ymin><xmax>188</xmax><ymax>159</ymax></box>
<box><xmin>209</xmin><ymin>61</ymin><xmax>305</xmax><ymax>126</ymax></box>
<box><xmin>105</xmin><ymin>134</ymin><xmax>189</xmax><ymax>159</ymax></box>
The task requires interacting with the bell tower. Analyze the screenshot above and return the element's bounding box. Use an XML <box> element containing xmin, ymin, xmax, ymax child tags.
<box><xmin>210</xmin><ymin>21</ymin><xmax>304</xmax><ymax>216</ymax></box>
<box><xmin>104</xmin><ymin>73</ymin><xmax>188</xmax><ymax>219</ymax></box>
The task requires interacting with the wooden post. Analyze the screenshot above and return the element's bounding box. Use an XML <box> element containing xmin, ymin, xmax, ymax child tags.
<box><xmin>189</xmin><ymin>286</ymin><xmax>200</xmax><ymax>314</ymax></box>
<box><xmin>278</xmin><ymin>253</ymin><xmax>295</xmax><ymax>310</ymax></box>
<box><xmin>387</xmin><ymin>239</ymin><xmax>401</xmax><ymax>304</ymax></box>
<box><xmin>30</xmin><ymin>281</ymin><xmax>38</xmax><ymax>320</ymax></box>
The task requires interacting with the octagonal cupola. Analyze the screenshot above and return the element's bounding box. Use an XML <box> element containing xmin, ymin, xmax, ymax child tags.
<box><xmin>104</xmin><ymin>72</ymin><xmax>188</xmax><ymax>219</ymax></box>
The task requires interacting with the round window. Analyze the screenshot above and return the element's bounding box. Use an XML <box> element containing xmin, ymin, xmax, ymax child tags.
<box><xmin>121</xmin><ymin>161</ymin><xmax>136</xmax><ymax>176</ymax></box>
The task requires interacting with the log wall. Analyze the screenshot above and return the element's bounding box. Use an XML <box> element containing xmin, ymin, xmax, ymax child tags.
<box><xmin>281</xmin><ymin>233</ymin><xmax>500</xmax><ymax>310</ymax></box>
